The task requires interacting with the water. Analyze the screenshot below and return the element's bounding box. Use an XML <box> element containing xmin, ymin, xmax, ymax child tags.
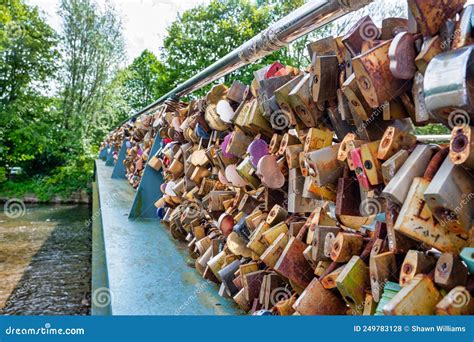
<box><xmin>0</xmin><ymin>204</ymin><xmax>91</xmax><ymax>315</ymax></box>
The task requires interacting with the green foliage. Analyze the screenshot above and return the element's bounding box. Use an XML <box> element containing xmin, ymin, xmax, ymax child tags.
<box><xmin>120</xmin><ymin>50</ymin><xmax>170</xmax><ymax>112</ymax></box>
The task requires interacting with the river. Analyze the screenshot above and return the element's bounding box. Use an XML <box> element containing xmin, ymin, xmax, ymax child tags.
<box><xmin>0</xmin><ymin>204</ymin><xmax>91</xmax><ymax>315</ymax></box>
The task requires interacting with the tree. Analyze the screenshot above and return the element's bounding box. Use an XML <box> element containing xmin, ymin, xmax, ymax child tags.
<box><xmin>120</xmin><ymin>50</ymin><xmax>170</xmax><ymax>112</ymax></box>
<box><xmin>58</xmin><ymin>0</ymin><xmax>125</xmax><ymax>139</ymax></box>
<box><xmin>0</xmin><ymin>0</ymin><xmax>59</xmax><ymax>174</ymax></box>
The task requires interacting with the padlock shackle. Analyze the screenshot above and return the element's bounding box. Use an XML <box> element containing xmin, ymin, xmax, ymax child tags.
<box><xmin>118</xmin><ymin>0</ymin><xmax>373</xmax><ymax>127</ymax></box>
<box><xmin>423</xmin><ymin>147</ymin><xmax>449</xmax><ymax>182</ymax></box>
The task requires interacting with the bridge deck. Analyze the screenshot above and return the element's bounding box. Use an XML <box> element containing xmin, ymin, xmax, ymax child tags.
<box><xmin>94</xmin><ymin>160</ymin><xmax>241</xmax><ymax>315</ymax></box>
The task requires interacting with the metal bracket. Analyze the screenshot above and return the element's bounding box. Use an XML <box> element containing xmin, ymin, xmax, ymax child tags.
<box><xmin>128</xmin><ymin>136</ymin><xmax>164</xmax><ymax>219</ymax></box>
<box><xmin>111</xmin><ymin>140</ymin><xmax>128</xmax><ymax>179</ymax></box>
<box><xmin>105</xmin><ymin>147</ymin><xmax>115</xmax><ymax>166</ymax></box>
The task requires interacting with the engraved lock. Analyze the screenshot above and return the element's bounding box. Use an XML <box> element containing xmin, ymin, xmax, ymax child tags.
<box><xmin>393</xmin><ymin>149</ymin><xmax>470</xmax><ymax>253</ymax></box>
<box><xmin>415</xmin><ymin>36</ymin><xmax>442</xmax><ymax>74</ymax></box>
<box><xmin>424</xmin><ymin>157</ymin><xmax>474</xmax><ymax>235</ymax></box>
<box><xmin>452</xmin><ymin>5</ymin><xmax>474</xmax><ymax>50</ymax></box>
<box><xmin>352</xmin><ymin>40</ymin><xmax>409</xmax><ymax>109</ymax></box>
<box><xmin>407</xmin><ymin>0</ymin><xmax>465</xmax><ymax>37</ymax></box>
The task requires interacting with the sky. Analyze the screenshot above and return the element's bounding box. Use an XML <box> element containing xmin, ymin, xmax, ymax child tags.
<box><xmin>27</xmin><ymin>0</ymin><xmax>210</xmax><ymax>63</ymax></box>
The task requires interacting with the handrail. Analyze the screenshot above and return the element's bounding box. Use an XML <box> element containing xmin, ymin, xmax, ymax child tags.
<box><xmin>121</xmin><ymin>0</ymin><xmax>373</xmax><ymax>124</ymax></box>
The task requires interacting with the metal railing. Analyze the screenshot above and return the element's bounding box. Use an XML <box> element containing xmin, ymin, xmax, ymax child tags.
<box><xmin>124</xmin><ymin>0</ymin><xmax>373</xmax><ymax>122</ymax></box>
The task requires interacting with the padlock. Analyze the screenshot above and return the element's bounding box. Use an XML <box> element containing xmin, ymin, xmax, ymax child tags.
<box><xmin>225</xmin><ymin>129</ymin><xmax>252</xmax><ymax>157</ymax></box>
<box><xmin>452</xmin><ymin>5</ymin><xmax>474</xmax><ymax>50</ymax></box>
<box><xmin>360</xmin><ymin>141</ymin><xmax>383</xmax><ymax>186</ymax></box>
<box><xmin>306</xmin><ymin>36</ymin><xmax>337</xmax><ymax>58</ymax></box>
<box><xmin>243</xmin><ymin>270</ymin><xmax>266</xmax><ymax>303</ymax></box>
<box><xmin>414</xmin><ymin>36</ymin><xmax>442</xmax><ymax>74</ymax></box>
<box><xmin>382</xmin><ymin>144</ymin><xmax>436</xmax><ymax>206</ymax></box>
<box><xmin>247</xmin><ymin>221</ymin><xmax>271</xmax><ymax>255</ymax></box>
<box><xmin>266</xmin><ymin>204</ymin><xmax>288</xmax><ymax>226</ymax></box>
<box><xmin>274</xmin><ymin>75</ymin><xmax>304</xmax><ymax>123</ymax></box>
<box><xmin>334</xmin><ymin>36</ymin><xmax>353</xmax><ymax>78</ymax></box>
<box><xmin>304</xmin><ymin>127</ymin><xmax>333</xmax><ymax>153</ymax></box>
<box><xmin>424</xmin><ymin>157</ymin><xmax>474</xmax><ymax>234</ymax></box>
<box><xmin>226</xmin><ymin>81</ymin><xmax>249</xmax><ymax>105</ymax></box>
<box><xmin>285</xmin><ymin>144</ymin><xmax>303</xmax><ymax>169</ymax></box>
<box><xmin>310</xmin><ymin>55</ymin><xmax>339</xmax><ymax>102</ymax></box>
<box><xmin>407</xmin><ymin>0</ymin><xmax>465</xmax><ymax>37</ymax></box>
<box><xmin>288</xmin><ymin>168</ymin><xmax>323</xmax><ymax>214</ymax></box>
<box><xmin>293</xmin><ymin>278</ymin><xmax>347</xmax><ymax>315</ymax></box>
<box><xmin>450</xmin><ymin>125</ymin><xmax>474</xmax><ymax>170</ymax></box>
<box><xmin>411</xmin><ymin>72</ymin><xmax>432</xmax><ymax>125</ymax></box>
<box><xmin>260</xmin><ymin>232</ymin><xmax>289</xmax><ymax>268</ymax></box>
<box><xmin>262</xmin><ymin>222</ymin><xmax>288</xmax><ymax>246</ymax></box>
<box><xmin>274</xmin><ymin>237</ymin><xmax>313</xmax><ymax>289</ymax></box>
<box><xmin>388</xmin><ymin>32</ymin><xmax>417</xmax><ymax>80</ymax></box>
<box><xmin>342</xmin><ymin>15</ymin><xmax>380</xmax><ymax>57</ymax></box>
<box><xmin>288</xmin><ymin>73</ymin><xmax>323</xmax><ymax>128</ymax></box>
<box><xmin>352</xmin><ymin>40</ymin><xmax>409</xmax><ymax>108</ymax></box>
<box><xmin>370</xmin><ymin>251</ymin><xmax>397</xmax><ymax>302</ymax></box>
<box><xmin>377</xmin><ymin>126</ymin><xmax>417</xmax><ymax>161</ymax></box>
<box><xmin>350</xmin><ymin>147</ymin><xmax>371</xmax><ymax>190</ymax></box>
<box><xmin>320</xmin><ymin>264</ymin><xmax>345</xmax><ymax>289</ymax></box>
<box><xmin>382</xmin><ymin>98</ymin><xmax>409</xmax><ymax>121</ymax></box>
<box><xmin>303</xmin><ymin>177</ymin><xmax>337</xmax><ymax>202</ymax></box>
<box><xmin>326</xmin><ymin>106</ymin><xmax>356</xmax><ymax>141</ymax></box>
<box><xmin>434</xmin><ymin>253</ymin><xmax>468</xmax><ymax>291</ymax></box>
<box><xmin>381</xmin><ymin>149</ymin><xmax>409</xmax><ymax>184</ymax></box>
<box><xmin>424</xmin><ymin>46</ymin><xmax>474</xmax><ymax>127</ymax></box>
<box><xmin>383</xmin><ymin>274</ymin><xmax>442</xmax><ymax>315</ymax></box>
<box><xmin>337</xmin><ymin>133</ymin><xmax>364</xmax><ymax>165</ymax></box>
<box><xmin>330</xmin><ymin>232</ymin><xmax>364</xmax><ymax>263</ymax></box>
<box><xmin>380</xmin><ymin>17</ymin><xmax>408</xmax><ymax>40</ymax></box>
<box><xmin>336</xmin><ymin>177</ymin><xmax>361</xmax><ymax>217</ymax></box>
<box><xmin>305</xmin><ymin>144</ymin><xmax>345</xmax><ymax>186</ymax></box>
<box><xmin>399</xmin><ymin>250</ymin><xmax>436</xmax><ymax>286</ymax></box>
<box><xmin>436</xmin><ymin>286</ymin><xmax>474</xmax><ymax>315</ymax></box>
<box><xmin>236</xmin><ymin>156</ymin><xmax>260</xmax><ymax>190</ymax></box>
<box><xmin>394</xmin><ymin>149</ymin><xmax>470</xmax><ymax>253</ymax></box>
<box><xmin>311</xmin><ymin>226</ymin><xmax>340</xmax><ymax>263</ymax></box>
<box><xmin>336</xmin><ymin>256</ymin><xmax>370</xmax><ymax>315</ymax></box>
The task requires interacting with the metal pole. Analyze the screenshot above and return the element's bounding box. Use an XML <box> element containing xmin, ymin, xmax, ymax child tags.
<box><xmin>126</xmin><ymin>0</ymin><xmax>373</xmax><ymax>121</ymax></box>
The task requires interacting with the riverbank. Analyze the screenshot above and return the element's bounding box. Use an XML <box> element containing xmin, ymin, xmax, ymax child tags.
<box><xmin>0</xmin><ymin>179</ymin><xmax>91</xmax><ymax>204</ymax></box>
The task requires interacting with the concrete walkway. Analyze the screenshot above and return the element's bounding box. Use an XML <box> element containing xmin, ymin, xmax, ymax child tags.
<box><xmin>94</xmin><ymin>160</ymin><xmax>241</xmax><ymax>315</ymax></box>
